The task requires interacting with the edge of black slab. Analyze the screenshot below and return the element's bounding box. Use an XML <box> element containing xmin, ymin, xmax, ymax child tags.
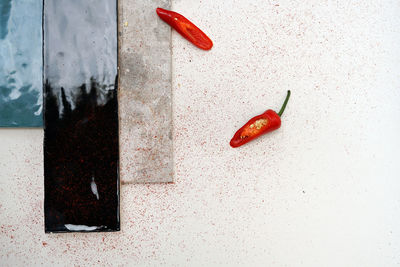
<box><xmin>43</xmin><ymin>0</ymin><xmax>120</xmax><ymax>233</ymax></box>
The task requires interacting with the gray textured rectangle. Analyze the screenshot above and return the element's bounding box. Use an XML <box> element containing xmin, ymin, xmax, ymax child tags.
<box><xmin>119</xmin><ymin>0</ymin><xmax>173</xmax><ymax>183</ymax></box>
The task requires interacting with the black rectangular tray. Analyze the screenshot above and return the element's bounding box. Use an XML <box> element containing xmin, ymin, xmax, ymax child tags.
<box><xmin>43</xmin><ymin>0</ymin><xmax>119</xmax><ymax>233</ymax></box>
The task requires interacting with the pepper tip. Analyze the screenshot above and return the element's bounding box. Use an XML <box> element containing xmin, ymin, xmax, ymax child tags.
<box><xmin>156</xmin><ymin>7</ymin><xmax>164</xmax><ymax>16</ymax></box>
<box><xmin>229</xmin><ymin>138</ymin><xmax>240</xmax><ymax>148</ymax></box>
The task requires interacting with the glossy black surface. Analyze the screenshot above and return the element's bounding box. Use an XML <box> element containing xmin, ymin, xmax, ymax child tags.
<box><xmin>43</xmin><ymin>0</ymin><xmax>119</xmax><ymax>233</ymax></box>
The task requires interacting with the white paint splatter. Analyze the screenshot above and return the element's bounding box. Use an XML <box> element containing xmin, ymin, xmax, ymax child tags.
<box><xmin>64</xmin><ymin>224</ymin><xmax>99</xmax><ymax>231</ymax></box>
<box><xmin>91</xmin><ymin>176</ymin><xmax>100</xmax><ymax>200</ymax></box>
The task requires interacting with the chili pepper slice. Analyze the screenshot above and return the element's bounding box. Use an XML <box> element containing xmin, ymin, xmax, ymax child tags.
<box><xmin>230</xmin><ymin>90</ymin><xmax>291</xmax><ymax>148</ymax></box>
<box><xmin>156</xmin><ymin>8</ymin><xmax>213</xmax><ymax>50</ymax></box>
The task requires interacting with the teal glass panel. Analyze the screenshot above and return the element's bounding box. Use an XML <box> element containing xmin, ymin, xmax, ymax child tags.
<box><xmin>0</xmin><ymin>0</ymin><xmax>42</xmax><ymax>127</ymax></box>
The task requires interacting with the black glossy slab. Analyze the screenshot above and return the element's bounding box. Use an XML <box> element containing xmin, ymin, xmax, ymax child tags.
<box><xmin>43</xmin><ymin>0</ymin><xmax>119</xmax><ymax>232</ymax></box>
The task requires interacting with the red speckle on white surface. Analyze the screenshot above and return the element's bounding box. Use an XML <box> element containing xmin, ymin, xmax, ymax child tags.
<box><xmin>1</xmin><ymin>0</ymin><xmax>400</xmax><ymax>266</ymax></box>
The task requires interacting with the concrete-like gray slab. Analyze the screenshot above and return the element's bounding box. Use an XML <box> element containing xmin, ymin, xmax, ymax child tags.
<box><xmin>118</xmin><ymin>0</ymin><xmax>173</xmax><ymax>183</ymax></box>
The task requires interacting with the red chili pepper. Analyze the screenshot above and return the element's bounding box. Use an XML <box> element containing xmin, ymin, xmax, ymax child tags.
<box><xmin>230</xmin><ymin>90</ymin><xmax>291</xmax><ymax>148</ymax></box>
<box><xmin>156</xmin><ymin>8</ymin><xmax>213</xmax><ymax>50</ymax></box>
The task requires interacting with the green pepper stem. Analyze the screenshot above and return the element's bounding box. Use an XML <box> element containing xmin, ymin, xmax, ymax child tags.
<box><xmin>277</xmin><ymin>90</ymin><xmax>291</xmax><ymax>117</ymax></box>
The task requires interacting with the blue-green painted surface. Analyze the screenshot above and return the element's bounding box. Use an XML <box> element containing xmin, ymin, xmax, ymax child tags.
<box><xmin>0</xmin><ymin>0</ymin><xmax>42</xmax><ymax>127</ymax></box>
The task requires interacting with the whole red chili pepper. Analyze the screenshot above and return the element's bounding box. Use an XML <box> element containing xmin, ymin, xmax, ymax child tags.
<box><xmin>230</xmin><ymin>90</ymin><xmax>291</xmax><ymax>148</ymax></box>
<box><xmin>156</xmin><ymin>7</ymin><xmax>213</xmax><ymax>50</ymax></box>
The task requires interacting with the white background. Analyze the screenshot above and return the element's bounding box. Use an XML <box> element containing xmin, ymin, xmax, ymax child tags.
<box><xmin>1</xmin><ymin>0</ymin><xmax>400</xmax><ymax>266</ymax></box>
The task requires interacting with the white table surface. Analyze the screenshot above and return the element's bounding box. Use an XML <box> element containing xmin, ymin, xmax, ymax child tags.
<box><xmin>1</xmin><ymin>0</ymin><xmax>400</xmax><ymax>266</ymax></box>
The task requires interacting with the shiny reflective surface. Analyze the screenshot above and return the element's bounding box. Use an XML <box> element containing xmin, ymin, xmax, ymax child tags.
<box><xmin>44</xmin><ymin>0</ymin><xmax>119</xmax><ymax>233</ymax></box>
<box><xmin>0</xmin><ymin>0</ymin><xmax>42</xmax><ymax>127</ymax></box>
